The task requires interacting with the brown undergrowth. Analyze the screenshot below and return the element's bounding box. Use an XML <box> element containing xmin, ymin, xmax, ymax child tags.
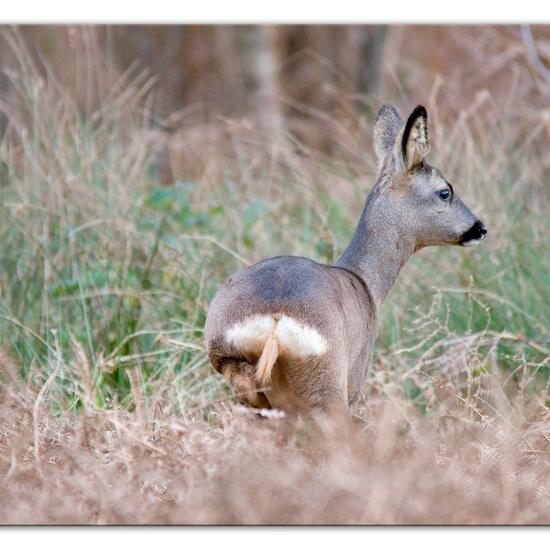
<box><xmin>1</xmin><ymin>368</ymin><xmax>550</xmax><ymax>525</ymax></box>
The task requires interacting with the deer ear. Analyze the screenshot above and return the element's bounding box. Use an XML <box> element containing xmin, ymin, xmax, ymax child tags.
<box><xmin>373</xmin><ymin>104</ymin><xmax>403</xmax><ymax>167</ymax></box>
<box><xmin>401</xmin><ymin>105</ymin><xmax>429</xmax><ymax>170</ymax></box>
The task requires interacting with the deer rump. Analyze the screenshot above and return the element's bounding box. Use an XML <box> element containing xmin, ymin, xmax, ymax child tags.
<box><xmin>204</xmin><ymin>254</ymin><xmax>373</xmax><ymax>411</ymax></box>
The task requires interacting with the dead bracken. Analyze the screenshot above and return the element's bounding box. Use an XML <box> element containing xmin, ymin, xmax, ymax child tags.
<box><xmin>1</xmin><ymin>377</ymin><xmax>550</xmax><ymax>525</ymax></box>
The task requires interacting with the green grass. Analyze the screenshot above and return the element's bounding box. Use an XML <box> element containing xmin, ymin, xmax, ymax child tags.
<box><xmin>0</xmin><ymin>30</ymin><xmax>549</xmax><ymax>422</ymax></box>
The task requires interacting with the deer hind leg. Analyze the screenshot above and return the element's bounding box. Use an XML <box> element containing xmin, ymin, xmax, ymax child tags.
<box><xmin>283</xmin><ymin>355</ymin><xmax>348</xmax><ymax>414</ymax></box>
<box><xmin>221</xmin><ymin>361</ymin><xmax>271</xmax><ymax>409</ymax></box>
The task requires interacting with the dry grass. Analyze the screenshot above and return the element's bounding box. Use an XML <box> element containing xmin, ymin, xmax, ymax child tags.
<box><xmin>1</xmin><ymin>372</ymin><xmax>550</xmax><ymax>525</ymax></box>
<box><xmin>0</xmin><ymin>26</ymin><xmax>549</xmax><ymax>524</ymax></box>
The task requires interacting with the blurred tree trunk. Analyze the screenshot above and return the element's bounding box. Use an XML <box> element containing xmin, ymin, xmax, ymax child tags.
<box><xmin>378</xmin><ymin>26</ymin><xmax>404</xmax><ymax>102</ymax></box>
<box><xmin>239</xmin><ymin>26</ymin><xmax>285</xmax><ymax>142</ymax></box>
<box><xmin>356</xmin><ymin>26</ymin><xmax>387</xmax><ymax>100</ymax></box>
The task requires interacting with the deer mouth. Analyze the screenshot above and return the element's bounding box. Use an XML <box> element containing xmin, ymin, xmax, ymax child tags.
<box><xmin>459</xmin><ymin>221</ymin><xmax>488</xmax><ymax>247</ymax></box>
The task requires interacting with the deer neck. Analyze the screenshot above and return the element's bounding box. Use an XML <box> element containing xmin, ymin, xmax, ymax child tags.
<box><xmin>333</xmin><ymin>191</ymin><xmax>415</xmax><ymax>311</ymax></box>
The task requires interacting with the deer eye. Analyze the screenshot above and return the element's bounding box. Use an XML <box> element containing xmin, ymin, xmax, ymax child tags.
<box><xmin>438</xmin><ymin>189</ymin><xmax>451</xmax><ymax>201</ymax></box>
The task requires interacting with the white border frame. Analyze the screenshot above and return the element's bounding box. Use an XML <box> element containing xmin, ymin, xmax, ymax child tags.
<box><xmin>1</xmin><ymin>1</ymin><xmax>550</xmax><ymax>24</ymax></box>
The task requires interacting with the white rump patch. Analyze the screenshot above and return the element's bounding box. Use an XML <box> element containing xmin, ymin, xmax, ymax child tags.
<box><xmin>225</xmin><ymin>316</ymin><xmax>275</xmax><ymax>355</ymax></box>
<box><xmin>225</xmin><ymin>315</ymin><xmax>328</xmax><ymax>357</ymax></box>
<box><xmin>276</xmin><ymin>316</ymin><xmax>328</xmax><ymax>356</ymax></box>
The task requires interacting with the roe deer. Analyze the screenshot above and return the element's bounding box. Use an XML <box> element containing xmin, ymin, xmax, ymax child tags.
<box><xmin>205</xmin><ymin>104</ymin><xmax>487</xmax><ymax>414</ymax></box>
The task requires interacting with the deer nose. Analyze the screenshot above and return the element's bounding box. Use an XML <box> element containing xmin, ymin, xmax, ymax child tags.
<box><xmin>459</xmin><ymin>220</ymin><xmax>488</xmax><ymax>246</ymax></box>
<box><xmin>471</xmin><ymin>220</ymin><xmax>487</xmax><ymax>240</ymax></box>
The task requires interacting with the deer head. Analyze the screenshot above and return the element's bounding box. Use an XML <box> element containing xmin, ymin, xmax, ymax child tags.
<box><xmin>372</xmin><ymin>104</ymin><xmax>487</xmax><ymax>249</ymax></box>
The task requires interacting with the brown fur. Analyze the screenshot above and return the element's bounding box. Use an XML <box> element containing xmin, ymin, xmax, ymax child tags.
<box><xmin>222</xmin><ymin>361</ymin><xmax>271</xmax><ymax>408</ymax></box>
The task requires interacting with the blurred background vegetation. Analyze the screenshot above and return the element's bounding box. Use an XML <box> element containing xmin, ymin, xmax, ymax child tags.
<box><xmin>0</xmin><ymin>25</ymin><xmax>548</xmax><ymax>418</ymax></box>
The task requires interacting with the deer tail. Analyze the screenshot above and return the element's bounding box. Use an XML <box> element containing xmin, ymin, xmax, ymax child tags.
<box><xmin>255</xmin><ymin>335</ymin><xmax>279</xmax><ymax>386</ymax></box>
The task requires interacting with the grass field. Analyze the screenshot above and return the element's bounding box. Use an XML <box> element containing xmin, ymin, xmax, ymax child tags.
<box><xmin>0</xmin><ymin>28</ymin><xmax>549</xmax><ymax>524</ymax></box>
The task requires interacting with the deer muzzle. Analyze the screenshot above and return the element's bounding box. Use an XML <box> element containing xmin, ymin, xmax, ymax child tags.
<box><xmin>459</xmin><ymin>220</ymin><xmax>488</xmax><ymax>247</ymax></box>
